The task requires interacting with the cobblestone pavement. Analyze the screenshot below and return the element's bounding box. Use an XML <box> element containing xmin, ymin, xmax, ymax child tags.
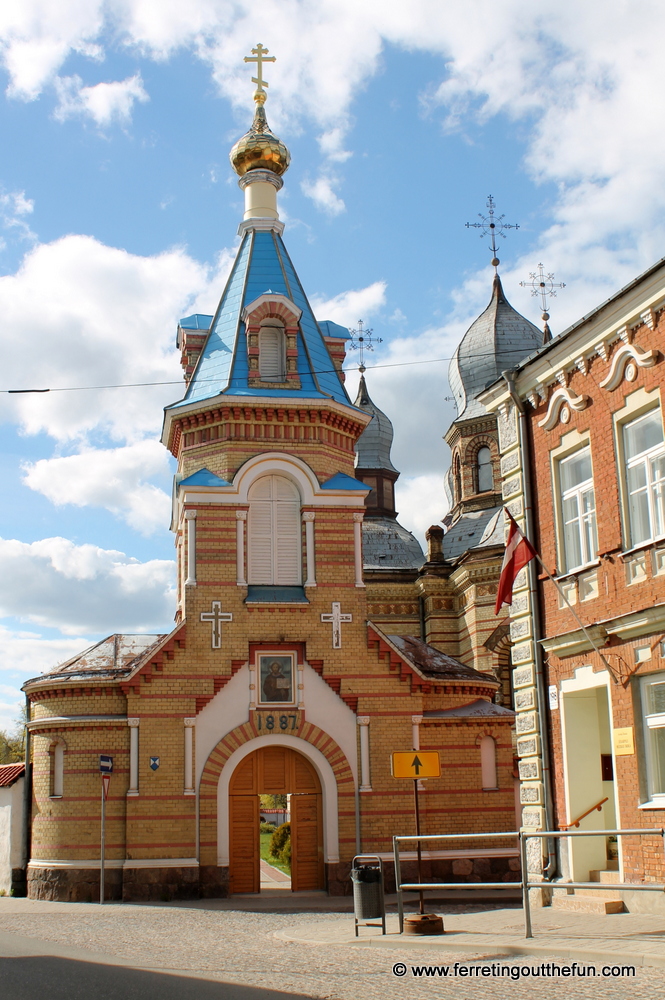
<box><xmin>0</xmin><ymin>904</ymin><xmax>662</xmax><ymax>999</ymax></box>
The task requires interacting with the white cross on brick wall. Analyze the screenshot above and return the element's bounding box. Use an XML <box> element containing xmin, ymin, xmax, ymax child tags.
<box><xmin>200</xmin><ymin>601</ymin><xmax>233</xmax><ymax>649</ymax></box>
<box><xmin>320</xmin><ymin>601</ymin><xmax>352</xmax><ymax>649</ymax></box>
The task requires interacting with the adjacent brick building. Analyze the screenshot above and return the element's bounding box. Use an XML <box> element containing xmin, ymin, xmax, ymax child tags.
<box><xmin>482</xmin><ymin>257</ymin><xmax>665</xmax><ymax>912</ymax></box>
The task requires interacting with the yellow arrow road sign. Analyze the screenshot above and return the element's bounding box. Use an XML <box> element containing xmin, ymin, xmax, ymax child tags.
<box><xmin>391</xmin><ymin>750</ymin><xmax>440</xmax><ymax>779</ymax></box>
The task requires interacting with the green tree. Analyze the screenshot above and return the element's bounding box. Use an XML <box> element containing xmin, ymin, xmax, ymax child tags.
<box><xmin>259</xmin><ymin>793</ymin><xmax>287</xmax><ymax>809</ymax></box>
<box><xmin>0</xmin><ymin>706</ymin><xmax>26</xmax><ymax>764</ymax></box>
<box><xmin>0</xmin><ymin>730</ymin><xmax>23</xmax><ymax>764</ymax></box>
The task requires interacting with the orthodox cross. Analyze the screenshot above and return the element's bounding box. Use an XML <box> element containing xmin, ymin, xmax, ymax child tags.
<box><xmin>244</xmin><ymin>43</ymin><xmax>276</xmax><ymax>99</ymax></box>
<box><xmin>466</xmin><ymin>195</ymin><xmax>519</xmax><ymax>270</ymax></box>
<box><xmin>348</xmin><ymin>320</ymin><xmax>382</xmax><ymax>374</ymax></box>
<box><xmin>321</xmin><ymin>601</ymin><xmax>353</xmax><ymax>649</ymax></box>
<box><xmin>200</xmin><ymin>601</ymin><xmax>233</xmax><ymax>650</ymax></box>
<box><xmin>520</xmin><ymin>263</ymin><xmax>565</xmax><ymax>343</ymax></box>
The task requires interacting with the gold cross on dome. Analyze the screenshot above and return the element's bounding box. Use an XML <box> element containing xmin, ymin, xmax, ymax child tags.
<box><xmin>244</xmin><ymin>43</ymin><xmax>276</xmax><ymax>97</ymax></box>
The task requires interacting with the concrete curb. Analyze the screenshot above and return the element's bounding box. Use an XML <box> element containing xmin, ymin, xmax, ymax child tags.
<box><xmin>275</xmin><ymin>922</ymin><xmax>665</xmax><ymax>969</ymax></box>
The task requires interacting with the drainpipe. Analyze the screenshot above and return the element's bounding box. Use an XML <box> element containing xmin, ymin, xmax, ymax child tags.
<box><xmin>21</xmin><ymin>693</ymin><xmax>32</xmax><ymax>896</ymax></box>
<box><xmin>501</xmin><ymin>371</ymin><xmax>556</xmax><ymax>879</ymax></box>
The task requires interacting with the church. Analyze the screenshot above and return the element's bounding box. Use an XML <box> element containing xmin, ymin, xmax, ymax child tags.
<box><xmin>20</xmin><ymin>52</ymin><xmax>545</xmax><ymax>902</ymax></box>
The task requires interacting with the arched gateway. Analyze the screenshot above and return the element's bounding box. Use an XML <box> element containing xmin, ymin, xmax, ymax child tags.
<box><xmin>229</xmin><ymin>745</ymin><xmax>324</xmax><ymax>893</ymax></box>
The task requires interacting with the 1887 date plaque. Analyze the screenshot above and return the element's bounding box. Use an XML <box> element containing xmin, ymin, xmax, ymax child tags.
<box><xmin>253</xmin><ymin>710</ymin><xmax>302</xmax><ymax>735</ymax></box>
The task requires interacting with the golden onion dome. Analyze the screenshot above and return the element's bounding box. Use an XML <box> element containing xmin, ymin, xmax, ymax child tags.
<box><xmin>229</xmin><ymin>95</ymin><xmax>290</xmax><ymax>178</ymax></box>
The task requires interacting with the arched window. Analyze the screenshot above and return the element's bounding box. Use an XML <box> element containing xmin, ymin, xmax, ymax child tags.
<box><xmin>453</xmin><ymin>453</ymin><xmax>462</xmax><ymax>504</ymax></box>
<box><xmin>259</xmin><ymin>320</ymin><xmax>286</xmax><ymax>380</ymax></box>
<box><xmin>477</xmin><ymin>446</ymin><xmax>493</xmax><ymax>493</ymax></box>
<box><xmin>480</xmin><ymin>735</ymin><xmax>498</xmax><ymax>790</ymax></box>
<box><xmin>248</xmin><ymin>475</ymin><xmax>301</xmax><ymax>585</ymax></box>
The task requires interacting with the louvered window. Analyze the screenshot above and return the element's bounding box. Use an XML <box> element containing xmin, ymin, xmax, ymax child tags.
<box><xmin>259</xmin><ymin>324</ymin><xmax>286</xmax><ymax>380</ymax></box>
<box><xmin>248</xmin><ymin>476</ymin><xmax>302</xmax><ymax>585</ymax></box>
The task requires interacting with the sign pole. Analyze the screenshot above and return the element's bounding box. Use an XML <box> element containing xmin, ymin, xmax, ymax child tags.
<box><xmin>413</xmin><ymin>779</ymin><xmax>425</xmax><ymax>915</ymax></box>
<box><xmin>100</xmin><ymin>775</ymin><xmax>106</xmax><ymax>905</ymax></box>
<box><xmin>98</xmin><ymin>755</ymin><xmax>113</xmax><ymax>905</ymax></box>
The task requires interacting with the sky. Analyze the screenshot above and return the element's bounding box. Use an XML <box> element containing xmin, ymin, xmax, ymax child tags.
<box><xmin>1</xmin><ymin>1</ymin><xmax>664</xmax><ymax>728</ymax></box>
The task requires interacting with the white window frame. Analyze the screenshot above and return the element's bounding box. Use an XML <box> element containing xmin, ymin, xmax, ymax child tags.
<box><xmin>622</xmin><ymin>408</ymin><xmax>665</xmax><ymax>547</ymax></box>
<box><xmin>476</xmin><ymin>446</ymin><xmax>493</xmax><ymax>493</ymax></box>
<box><xmin>640</xmin><ymin>672</ymin><xmax>665</xmax><ymax>807</ymax></box>
<box><xmin>556</xmin><ymin>445</ymin><xmax>598</xmax><ymax>573</ymax></box>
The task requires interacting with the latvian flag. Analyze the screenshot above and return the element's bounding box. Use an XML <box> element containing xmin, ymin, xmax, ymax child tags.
<box><xmin>494</xmin><ymin>510</ymin><xmax>537</xmax><ymax>614</ymax></box>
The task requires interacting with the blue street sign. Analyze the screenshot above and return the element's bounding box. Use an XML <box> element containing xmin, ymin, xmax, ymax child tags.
<box><xmin>150</xmin><ymin>756</ymin><xmax>160</xmax><ymax>771</ymax></box>
<box><xmin>99</xmin><ymin>754</ymin><xmax>113</xmax><ymax>773</ymax></box>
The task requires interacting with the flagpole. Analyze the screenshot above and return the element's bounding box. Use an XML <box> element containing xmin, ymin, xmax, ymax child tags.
<box><xmin>500</xmin><ymin>509</ymin><xmax>619</xmax><ymax>685</ymax></box>
<box><xmin>530</xmin><ymin>553</ymin><xmax>620</xmax><ymax>685</ymax></box>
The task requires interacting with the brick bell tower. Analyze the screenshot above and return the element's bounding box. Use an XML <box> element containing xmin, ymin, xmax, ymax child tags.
<box><xmin>163</xmin><ymin>85</ymin><xmax>373</xmax><ymax>625</ymax></box>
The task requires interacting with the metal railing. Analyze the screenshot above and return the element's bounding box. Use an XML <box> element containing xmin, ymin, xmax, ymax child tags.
<box><xmin>393</xmin><ymin>831</ymin><xmax>520</xmax><ymax>933</ymax></box>
<box><xmin>521</xmin><ymin>828</ymin><xmax>665</xmax><ymax>938</ymax></box>
<box><xmin>393</xmin><ymin>827</ymin><xmax>665</xmax><ymax>938</ymax></box>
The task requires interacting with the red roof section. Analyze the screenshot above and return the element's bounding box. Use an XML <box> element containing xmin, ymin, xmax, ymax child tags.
<box><xmin>0</xmin><ymin>763</ymin><xmax>25</xmax><ymax>787</ymax></box>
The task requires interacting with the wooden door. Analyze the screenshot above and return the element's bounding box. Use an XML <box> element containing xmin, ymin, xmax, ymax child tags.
<box><xmin>228</xmin><ymin>746</ymin><xmax>325</xmax><ymax>893</ymax></box>
<box><xmin>229</xmin><ymin>754</ymin><xmax>259</xmax><ymax>893</ymax></box>
<box><xmin>290</xmin><ymin>793</ymin><xmax>324</xmax><ymax>891</ymax></box>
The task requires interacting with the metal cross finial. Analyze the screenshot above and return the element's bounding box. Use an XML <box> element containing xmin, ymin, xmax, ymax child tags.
<box><xmin>520</xmin><ymin>263</ymin><xmax>565</xmax><ymax>342</ymax></box>
<box><xmin>466</xmin><ymin>195</ymin><xmax>519</xmax><ymax>270</ymax></box>
<box><xmin>244</xmin><ymin>43</ymin><xmax>276</xmax><ymax>101</ymax></box>
<box><xmin>348</xmin><ymin>320</ymin><xmax>382</xmax><ymax>373</ymax></box>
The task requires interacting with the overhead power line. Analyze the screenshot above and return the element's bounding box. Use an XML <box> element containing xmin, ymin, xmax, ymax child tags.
<box><xmin>0</xmin><ymin>348</ymin><xmax>506</xmax><ymax>395</ymax></box>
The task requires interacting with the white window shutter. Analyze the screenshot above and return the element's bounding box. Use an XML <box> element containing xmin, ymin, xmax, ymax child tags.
<box><xmin>248</xmin><ymin>476</ymin><xmax>301</xmax><ymax>585</ymax></box>
<box><xmin>259</xmin><ymin>328</ymin><xmax>284</xmax><ymax>380</ymax></box>
<box><xmin>274</xmin><ymin>498</ymin><xmax>301</xmax><ymax>584</ymax></box>
<box><xmin>248</xmin><ymin>500</ymin><xmax>273</xmax><ymax>583</ymax></box>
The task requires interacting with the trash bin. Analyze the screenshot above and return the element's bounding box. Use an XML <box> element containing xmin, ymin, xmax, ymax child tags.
<box><xmin>350</xmin><ymin>855</ymin><xmax>386</xmax><ymax>935</ymax></box>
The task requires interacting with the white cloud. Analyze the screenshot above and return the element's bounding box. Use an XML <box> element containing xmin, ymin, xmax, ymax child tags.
<box><xmin>0</xmin><ymin>2</ymin><xmax>105</xmax><ymax>100</ymax></box>
<box><xmin>318</xmin><ymin>126</ymin><xmax>352</xmax><ymax>163</ymax></box>
<box><xmin>394</xmin><ymin>475</ymin><xmax>446</xmax><ymax>548</ymax></box>
<box><xmin>0</xmin><ymin>232</ymin><xmax>225</xmax><ymax>443</ymax></box>
<box><xmin>54</xmin><ymin>72</ymin><xmax>149</xmax><ymax>126</ymax></box>
<box><xmin>0</xmin><ymin>536</ymin><xmax>175</xmax><ymax>634</ymax></box>
<box><xmin>312</xmin><ymin>280</ymin><xmax>387</xmax><ymax>327</ymax></box>
<box><xmin>301</xmin><ymin>173</ymin><xmax>345</xmax><ymax>216</ymax></box>
<box><xmin>0</xmin><ymin>625</ymin><xmax>92</xmax><ymax>678</ymax></box>
<box><xmin>22</xmin><ymin>440</ymin><xmax>171</xmax><ymax>534</ymax></box>
<box><xmin>0</xmin><ymin>4</ymin><xmax>663</xmax><ymax>276</ymax></box>
<box><xmin>0</xmin><ymin>188</ymin><xmax>35</xmax><ymax>242</ymax></box>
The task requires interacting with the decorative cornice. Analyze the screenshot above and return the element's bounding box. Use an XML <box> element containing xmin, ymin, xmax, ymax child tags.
<box><xmin>238</xmin><ymin>169</ymin><xmax>283</xmax><ymax>191</ymax></box>
<box><xmin>27</xmin><ymin>715</ymin><xmax>127</xmax><ymax>730</ymax></box>
<box><xmin>237</xmin><ymin>218</ymin><xmax>285</xmax><ymax>237</ymax></box>
<box><xmin>540</xmin><ymin>624</ymin><xmax>608</xmax><ymax>657</ymax></box>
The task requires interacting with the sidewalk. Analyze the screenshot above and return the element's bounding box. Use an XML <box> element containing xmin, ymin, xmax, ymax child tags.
<box><xmin>276</xmin><ymin>904</ymin><xmax>665</xmax><ymax>968</ymax></box>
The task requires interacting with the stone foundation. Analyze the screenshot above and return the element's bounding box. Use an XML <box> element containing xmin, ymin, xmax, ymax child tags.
<box><xmin>28</xmin><ymin>866</ymin><xmax>123</xmax><ymax>902</ymax></box>
<box><xmin>27</xmin><ymin>856</ymin><xmax>519</xmax><ymax>901</ymax></box>
<box><xmin>325</xmin><ymin>855</ymin><xmax>520</xmax><ymax>896</ymax></box>
<box><xmin>200</xmin><ymin>864</ymin><xmax>229</xmax><ymax>898</ymax></box>
<box><xmin>122</xmin><ymin>866</ymin><xmax>200</xmax><ymax>902</ymax></box>
<box><xmin>382</xmin><ymin>855</ymin><xmax>521</xmax><ymax>893</ymax></box>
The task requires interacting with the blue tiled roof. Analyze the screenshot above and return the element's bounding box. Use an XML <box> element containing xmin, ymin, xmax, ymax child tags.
<box><xmin>170</xmin><ymin>230</ymin><xmax>352</xmax><ymax>410</ymax></box>
<box><xmin>179</xmin><ymin>468</ymin><xmax>231</xmax><ymax>487</ymax></box>
<box><xmin>320</xmin><ymin>472</ymin><xmax>368</xmax><ymax>491</ymax></box>
<box><xmin>179</xmin><ymin>314</ymin><xmax>214</xmax><ymax>330</ymax></box>
<box><xmin>318</xmin><ymin>320</ymin><xmax>352</xmax><ymax>340</ymax></box>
